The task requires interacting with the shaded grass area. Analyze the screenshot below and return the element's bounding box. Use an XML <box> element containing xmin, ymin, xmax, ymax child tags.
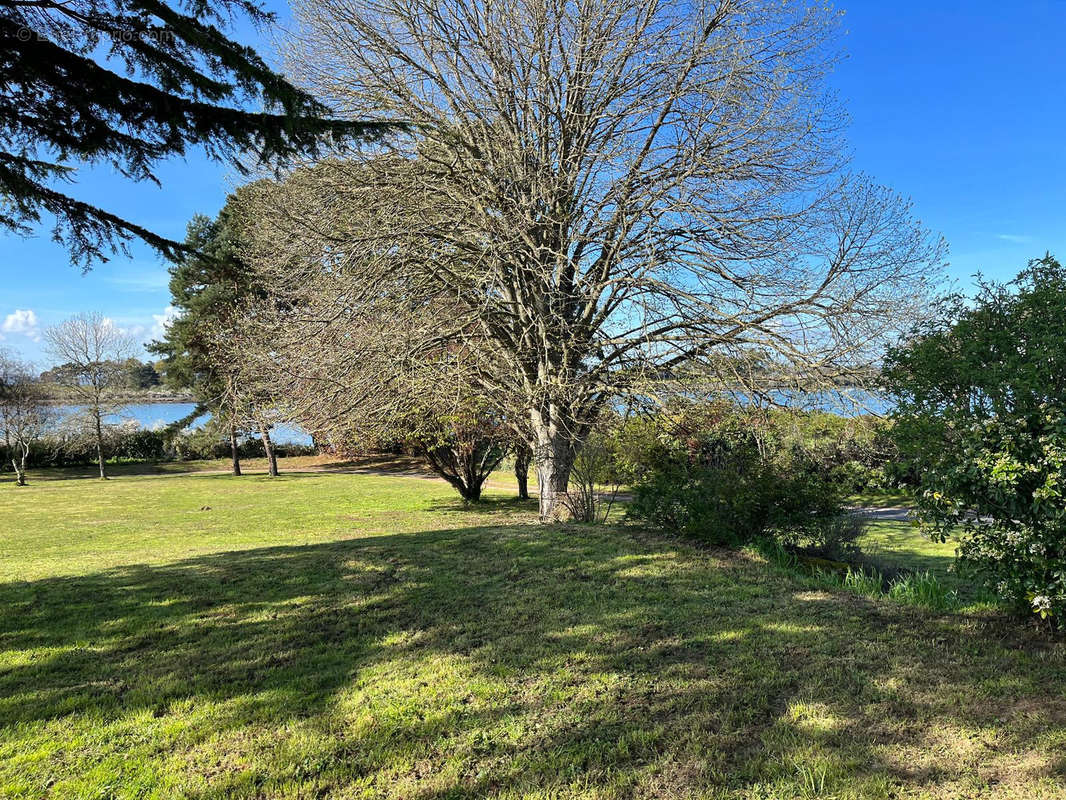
<box><xmin>1</xmin><ymin>473</ymin><xmax>1065</xmax><ymax>798</ymax></box>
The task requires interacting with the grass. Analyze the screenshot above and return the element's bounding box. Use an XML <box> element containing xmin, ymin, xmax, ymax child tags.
<box><xmin>2</xmin><ymin>464</ymin><xmax>1065</xmax><ymax>798</ymax></box>
<box><xmin>849</xmin><ymin>498</ymin><xmax>992</xmax><ymax>606</ymax></box>
<box><xmin>857</xmin><ymin>519</ymin><xmax>958</xmax><ymax>577</ymax></box>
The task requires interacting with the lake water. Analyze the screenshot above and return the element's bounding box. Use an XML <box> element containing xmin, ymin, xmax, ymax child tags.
<box><xmin>743</xmin><ymin>389</ymin><xmax>893</xmax><ymax>416</ymax></box>
<box><xmin>53</xmin><ymin>402</ymin><xmax>313</xmax><ymax>446</ymax></box>
<box><xmin>52</xmin><ymin>392</ymin><xmax>889</xmax><ymax>450</ymax></box>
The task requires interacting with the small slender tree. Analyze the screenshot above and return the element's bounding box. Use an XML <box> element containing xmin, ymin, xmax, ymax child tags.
<box><xmin>0</xmin><ymin>351</ymin><xmax>51</xmax><ymax>486</ymax></box>
<box><xmin>208</xmin><ymin>318</ymin><xmax>285</xmax><ymax>477</ymax></box>
<box><xmin>419</xmin><ymin>401</ymin><xmax>511</xmax><ymax>503</ymax></box>
<box><xmin>513</xmin><ymin>439</ymin><xmax>532</xmax><ymax>501</ymax></box>
<box><xmin>44</xmin><ymin>313</ymin><xmax>133</xmax><ymax>479</ymax></box>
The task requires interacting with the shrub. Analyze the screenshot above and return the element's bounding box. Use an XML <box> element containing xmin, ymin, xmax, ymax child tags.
<box><xmin>560</xmin><ymin>431</ymin><xmax>622</xmax><ymax>523</ymax></box>
<box><xmin>111</xmin><ymin>428</ymin><xmax>168</xmax><ymax>461</ymax></box>
<box><xmin>4</xmin><ymin>420</ymin><xmax>316</xmax><ymax>470</ymax></box>
<box><xmin>885</xmin><ymin>256</ymin><xmax>1066</xmax><ymax>627</ymax></box>
<box><xmin>771</xmin><ymin>409</ymin><xmax>897</xmax><ymax>493</ymax></box>
<box><xmin>629</xmin><ymin>459</ymin><xmax>848</xmax><ymax>548</ymax></box>
<box><xmin>783</xmin><ymin>512</ymin><xmax>866</xmax><ymax>561</ymax></box>
<box><xmin>625</xmin><ymin>401</ymin><xmax>850</xmax><ymax>548</ymax></box>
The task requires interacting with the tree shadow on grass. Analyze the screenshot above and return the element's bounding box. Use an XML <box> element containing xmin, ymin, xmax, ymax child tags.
<box><xmin>425</xmin><ymin>495</ymin><xmax>538</xmax><ymax>517</ymax></box>
<box><xmin>2</xmin><ymin>525</ymin><xmax>1064</xmax><ymax>797</ymax></box>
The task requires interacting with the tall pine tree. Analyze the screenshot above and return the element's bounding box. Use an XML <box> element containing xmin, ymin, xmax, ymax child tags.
<box><xmin>149</xmin><ymin>195</ymin><xmax>258</xmax><ymax>475</ymax></box>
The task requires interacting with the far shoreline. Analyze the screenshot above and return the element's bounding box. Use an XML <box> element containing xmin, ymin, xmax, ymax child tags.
<box><xmin>41</xmin><ymin>393</ymin><xmax>196</xmax><ymax>406</ymax></box>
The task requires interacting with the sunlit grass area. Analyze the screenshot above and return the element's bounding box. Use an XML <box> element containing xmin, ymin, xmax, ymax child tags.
<box><xmin>847</xmin><ymin>494</ymin><xmax>989</xmax><ymax>605</ymax></box>
<box><xmin>1</xmin><ymin>467</ymin><xmax>1064</xmax><ymax>798</ymax></box>
<box><xmin>858</xmin><ymin>519</ymin><xmax>959</xmax><ymax>577</ymax></box>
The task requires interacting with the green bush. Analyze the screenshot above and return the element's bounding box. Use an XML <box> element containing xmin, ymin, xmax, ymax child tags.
<box><xmin>885</xmin><ymin>256</ymin><xmax>1066</xmax><ymax>628</ymax></box>
<box><xmin>111</xmin><ymin>429</ymin><xmax>168</xmax><ymax>461</ymax></box>
<box><xmin>784</xmin><ymin>512</ymin><xmax>865</xmax><ymax>561</ymax></box>
<box><xmin>624</xmin><ymin>401</ymin><xmax>851</xmax><ymax>549</ymax></box>
<box><xmin>770</xmin><ymin>409</ymin><xmax>897</xmax><ymax>493</ymax></box>
<box><xmin>628</xmin><ymin>459</ymin><xmax>849</xmax><ymax>549</ymax></box>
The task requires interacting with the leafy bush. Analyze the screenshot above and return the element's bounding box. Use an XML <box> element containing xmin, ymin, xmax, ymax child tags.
<box><xmin>111</xmin><ymin>428</ymin><xmax>168</xmax><ymax>461</ymax></box>
<box><xmin>625</xmin><ymin>401</ymin><xmax>851</xmax><ymax>549</ymax></box>
<box><xmin>783</xmin><ymin>513</ymin><xmax>866</xmax><ymax>561</ymax></box>
<box><xmin>770</xmin><ymin>409</ymin><xmax>897</xmax><ymax>493</ymax></box>
<box><xmin>885</xmin><ymin>256</ymin><xmax>1066</xmax><ymax>628</ymax></box>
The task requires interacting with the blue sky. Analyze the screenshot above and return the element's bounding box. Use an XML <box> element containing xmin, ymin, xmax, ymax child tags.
<box><xmin>2</xmin><ymin>0</ymin><xmax>1064</xmax><ymax>366</ymax></box>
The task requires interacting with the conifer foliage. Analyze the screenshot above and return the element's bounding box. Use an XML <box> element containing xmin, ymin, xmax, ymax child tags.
<box><xmin>0</xmin><ymin>0</ymin><xmax>388</xmax><ymax>266</ymax></box>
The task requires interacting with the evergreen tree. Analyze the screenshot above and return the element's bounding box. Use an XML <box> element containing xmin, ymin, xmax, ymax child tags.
<box><xmin>149</xmin><ymin>195</ymin><xmax>257</xmax><ymax>475</ymax></box>
<box><xmin>1</xmin><ymin>0</ymin><xmax>391</xmax><ymax>267</ymax></box>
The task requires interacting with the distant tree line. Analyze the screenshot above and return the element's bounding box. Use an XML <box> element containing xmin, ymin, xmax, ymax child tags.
<box><xmin>39</xmin><ymin>357</ymin><xmax>164</xmax><ymax>392</ymax></box>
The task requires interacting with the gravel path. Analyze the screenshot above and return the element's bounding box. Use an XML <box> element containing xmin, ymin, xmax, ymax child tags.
<box><xmin>850</xmin><ymin>506</ymin><xmax>913</xmax><ymax>521</ymax></box>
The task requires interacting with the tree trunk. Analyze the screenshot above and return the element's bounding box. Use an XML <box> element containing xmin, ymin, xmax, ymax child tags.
<box><xmin>459</xmin><ymin>482</ymin><xmax>482</xmax><ymax>503</ymax></box>
<box><xmin>514</xmin><ymin>441</ymin><xmax>531</xmax><ymax>500</ymax></box>
<box><xmin>258</xmin><ymin>419</ymin><xmax>278</xmax><ymax>476</ymax></box>
<box><xmin>12</xmin><ymin>456</ymin><xmax>26</xmax><ymax>486</ymax></box>
<box><xmin>532</xmin><ymin>414</ymin><xmax>576</xmax><ymax>520</ymax></box>
<box><xmin>94</xmin><ymin>409</ymin><xmax>107</xmax><ymax>479</ymax></box>
<box><xmin>229</xmin><ymin>419</ymin><xmax>242</xmax><ymax>476</ymax></box>
<box><xmin>3</xmin><ymin>432</ymin><xmax>21</xmax><ymax>485</ymax></box>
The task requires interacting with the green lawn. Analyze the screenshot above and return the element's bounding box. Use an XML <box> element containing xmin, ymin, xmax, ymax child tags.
<box><xmin>847</xmin><ymin>492</ymin><xmax>983</xmax><ymax>603</ymax></box>
<box><xmin>858</xmin><ymin>519</ymin><xmax>958</xmax><ymax>577</ymax></box>
<box><xmin>1</xmin><ymin>465</ymin><xmax>1065</xmax><ymax>798</ymax></box>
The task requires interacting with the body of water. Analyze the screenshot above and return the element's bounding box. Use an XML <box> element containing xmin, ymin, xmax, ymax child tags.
<box><xmin>53</xmin><ymin>402</ymin><xmax>313</xmax><ymax>446</ymax></box>
<box><xmin>743</xmin><ymin>389</ymin><xmax>893</xmax><ymax>416</ymax></box>
<box><xmin>51</xmin><ymin>392</ymin><xmax>888</xmax><ymax>451</ymax></box>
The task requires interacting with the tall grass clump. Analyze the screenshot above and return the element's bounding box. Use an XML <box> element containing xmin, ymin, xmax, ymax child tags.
<box><xmin>887</xmin><ymin>570</ymin><xmax>958</xmax><ymax>611</ymax></box>
<box><xmin>841</xmin><ymin>568</ymin><xmax>883</xmax><ymax>597</ymax></box>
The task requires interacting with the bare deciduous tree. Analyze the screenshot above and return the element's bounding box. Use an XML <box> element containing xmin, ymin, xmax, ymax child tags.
<box><xmin>44</xmin><ymin>313</ymin><xmax>133</xmax><ymax>479</ymax></box>
<box><xmin>0</xmin><ymin>351</ymin><xmax>51</xmax><ymax>486</ymax></box>
<box><xmin>251</xmin><ymin>0</ymin><xmax>945</xmax><ymax>517</ymax></box>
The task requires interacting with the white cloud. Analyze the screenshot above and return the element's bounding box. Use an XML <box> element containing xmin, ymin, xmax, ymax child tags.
<box><xmin>1</xmin><ymin>309</ymin><xmax>41</xmax><ymax>342</ymax></box>
<box><xmin>94</xmin><ymin>316</ymin><xmax>146</xmax><ymax>342</ymax></box>
<box><xmin>92</xmin><ymin>307</ymin><xmax>180</xmax><ymax>350</ymax></box>
<box><xmin>996</xmin><ymin>233</ymin><xmax>1034</xmax><ymax>245</ymax></box>
<box><xmin>99</xmin><ymin>316</ymin><xmax>127</xmax><ymax>336</ymax></box>
<box><xmin>150</xmin><ymin>305</ymin><xmax>180</xmax><ymax>339</ymax></box>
